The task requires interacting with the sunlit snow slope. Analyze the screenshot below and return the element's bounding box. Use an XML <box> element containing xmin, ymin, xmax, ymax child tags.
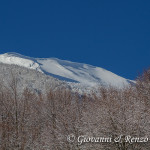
<box><xmin>0</xmin><ymin>52</ymin><xmax>134</xmax><ymax>88</ymax></box>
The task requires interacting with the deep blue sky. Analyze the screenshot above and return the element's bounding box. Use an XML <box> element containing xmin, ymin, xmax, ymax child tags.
<box><xmin>0</xmin><ymin>0</ymin><xmax>150</xmax><ymax>80</ymax></box>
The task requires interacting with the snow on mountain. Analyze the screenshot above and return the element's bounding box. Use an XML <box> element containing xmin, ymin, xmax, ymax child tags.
<box><xmin>0</xmin><ymin>52</ymin><xmax>42</xmax><ymax>72</ymax></box>
<box><xmin>0</xmin><ymin>52</ymin><xmax>134</xmax><ymax>89</ymax></box>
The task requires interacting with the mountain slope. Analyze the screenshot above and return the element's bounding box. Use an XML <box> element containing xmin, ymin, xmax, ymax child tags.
<box><xmin>0</xmin><ymin>63</ymin><xmax>69</xmax><ymax>93</ymax></box>
<box><xmin>0</xmin><ymin>52</ymin><xmax>134</xmax><ymax>89</ymax></box>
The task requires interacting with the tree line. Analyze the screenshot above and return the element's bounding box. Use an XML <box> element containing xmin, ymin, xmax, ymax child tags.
<box><xmin>0</xmin><ymin>69</ymin><xmax>150</xmax><ymax>150</ymax></box>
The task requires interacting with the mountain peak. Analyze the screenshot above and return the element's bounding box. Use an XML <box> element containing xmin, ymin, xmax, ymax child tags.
<box><xmin>0</xmin><ymin>52</ymin><xmax>134</xmax><ymax>88</ymax></box>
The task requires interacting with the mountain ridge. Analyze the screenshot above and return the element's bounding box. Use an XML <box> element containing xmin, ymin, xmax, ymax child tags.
<box><xmin>0</xmin><ymin>52</ymin><xmax>134</xmax><ymax>89</ymax></box>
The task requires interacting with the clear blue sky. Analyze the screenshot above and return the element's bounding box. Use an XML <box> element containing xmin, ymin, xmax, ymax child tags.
<box><xmin>0</xmin><ymin>0</ymin><xmax>150</xmax><ymax>80</ymax></box>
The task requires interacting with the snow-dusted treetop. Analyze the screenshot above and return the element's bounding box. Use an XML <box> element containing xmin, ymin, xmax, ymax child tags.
<box><xmin>0</xmin><ymin>52</ymin><xmax>134</xmax><ymax>88</ymax></box>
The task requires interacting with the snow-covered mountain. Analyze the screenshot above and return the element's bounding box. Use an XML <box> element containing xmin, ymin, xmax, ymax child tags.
<box><xmin>0</xmin><ymin>52</ymin><xmax>134</xmax><ymax>91</ymax></box>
